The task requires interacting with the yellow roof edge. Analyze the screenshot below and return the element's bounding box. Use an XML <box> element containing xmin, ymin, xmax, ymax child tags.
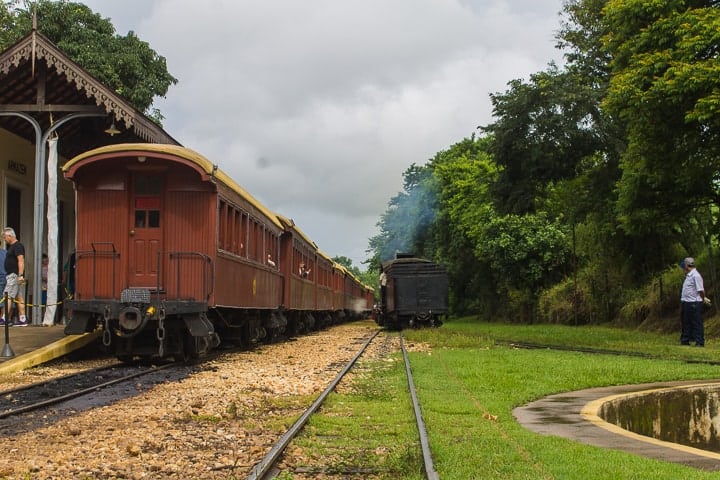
<box><xmin>63</xmin><ymin>143</ymin><xmax>212</xmax><ymax>173</ymax></box>
<box><xmin>63</xmin><ymin>143</ymin><xmax>282</xmax><ymax>229</ymax></box>
<box><xmin>275</xmin><ymin>213</ymin><xmax>317</xmax><ymax>250</ymax></box>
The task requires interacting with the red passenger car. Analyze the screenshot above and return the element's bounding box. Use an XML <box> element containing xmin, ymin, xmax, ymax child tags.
<box><xmin>63</xmin><ymin>144</ymin><xmax>284</xmax><ymax>360</ymax></box>
<box><xmin>62</xmin><ymin>143</ymin><xmax>374</xmax><ymax>361</ymax></box>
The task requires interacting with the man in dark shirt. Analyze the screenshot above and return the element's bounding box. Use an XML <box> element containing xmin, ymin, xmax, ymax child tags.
<box><xmin>0</xmin><ymin>227</ymin><xmax>27</xmax><ymax>326</ymax></box>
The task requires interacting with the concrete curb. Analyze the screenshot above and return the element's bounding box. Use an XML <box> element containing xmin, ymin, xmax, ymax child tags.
<box><xmin>0</xmin><ymin>330</ymin><xmax>101</xmax><ymax>376</ymax></box>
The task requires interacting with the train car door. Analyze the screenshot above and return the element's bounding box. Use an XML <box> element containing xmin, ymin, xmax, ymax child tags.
<box><xmin>129</xmin><ymin>174</ymin><xmax>163</xmax><ymax>288</ymax></box>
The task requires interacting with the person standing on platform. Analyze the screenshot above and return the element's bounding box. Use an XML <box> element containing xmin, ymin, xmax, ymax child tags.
<box><xmin>0</xmin><ymin>227</ymin><xmax>27</xmax><ymax>326</ymax></box>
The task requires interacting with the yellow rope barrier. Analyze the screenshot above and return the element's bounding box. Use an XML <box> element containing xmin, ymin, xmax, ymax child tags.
<box><xmin>2</xmin><ymin>289</ymin><xmax>73</xmax><ymax>308</ymax></box>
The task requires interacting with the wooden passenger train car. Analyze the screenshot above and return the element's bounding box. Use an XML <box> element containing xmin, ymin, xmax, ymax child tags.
<box><xmin>62</xmin><ymin>143</ymin><xmax>372</xmax><ymax>361</ymax></box>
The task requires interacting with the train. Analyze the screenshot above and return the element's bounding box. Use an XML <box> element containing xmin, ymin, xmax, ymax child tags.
<box><xmin>61</xmin><ymin>143</ymin><xmax>374</xmax><ymax>362</ymax></box>
<box><xmin>375</xmin><ymin>253</ymin><xmax>448</xmax><ymax>329</ymax></box>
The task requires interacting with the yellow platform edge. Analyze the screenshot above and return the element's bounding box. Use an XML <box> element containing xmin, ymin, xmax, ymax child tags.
<box><xmin>0</xmin><ymin>330</ymin><xmax>102</xmax><ymax>376</ymax></box>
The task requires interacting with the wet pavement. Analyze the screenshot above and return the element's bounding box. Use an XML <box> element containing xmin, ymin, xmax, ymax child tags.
<box><xmin>513</xmin><ymin>380</ymin><xmax>720</xmax><ymax>470</ymax></box>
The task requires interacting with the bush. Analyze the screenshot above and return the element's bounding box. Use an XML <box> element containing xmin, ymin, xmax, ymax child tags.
<box><xmin>537</xmin><ymin>278</ymin><xmax>592</xmax><ymax>325</ymax></box>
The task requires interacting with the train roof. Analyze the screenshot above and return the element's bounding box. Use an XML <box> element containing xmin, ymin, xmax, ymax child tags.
<box><xmin>317</xmin><ymin>250</ymin><xmax>334</xmax><ymax>263</ymax></box>
<box><xmin>275</xmin><ymin>213</ymin><xmax>319</xmax><ymax>249</ymax></box>
<box><xmin>63</xmin><ymin>143</ymin><xmax>283</xmax><ymax>229</ymax></box>
<box><xmin>381</xmin><ymin>256</ymin><xmax>436</xmax><ymax>268</ymax></box>
<box><xmin>382</xmin><ymin>257</ymin><xmax>447</xmax><ymax>280</ymax></box>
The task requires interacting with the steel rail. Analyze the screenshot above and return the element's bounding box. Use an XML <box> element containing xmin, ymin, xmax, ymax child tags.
<box><xmin>0</xmin><ymin>362</ymin><xmax>176</xmax><ymax>419</ymax></box>
<box><xmin>246</xmin><ymin>330</ymin><xmax>380</xmax><ymax>480</ymax></box>
<box><xmin>497</xmin><ymin>340</ymin><xmax>720</xmax><ymax>366</ymax></box>
<box><xmin>0</xmin><ymin>362</ymin><xmax>123</xmax><ymax>397</ymax></box>
<box><xmin>401</xmin><ymin>334</ymin><xmax>439</xmax><ymax>480</ymax></box>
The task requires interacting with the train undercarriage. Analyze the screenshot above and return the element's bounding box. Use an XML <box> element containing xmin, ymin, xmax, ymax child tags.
<box><xmin>378</xmin><ymin>310</ymin><xmax>444</xmax><ymax>330</ymax></box>
<box><xmin>65</xmin><ymin>290</ymin><xmax>356</xmax><ymax>362</ymax></box>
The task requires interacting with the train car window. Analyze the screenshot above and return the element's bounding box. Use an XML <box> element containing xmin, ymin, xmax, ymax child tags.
<box><xmin>265</xmin><ymin>230</ymin><xmax>276</xmax><ymax>265</ymax></box>
<box><xmin>232</xmin><ymin>210</ymin><xmax>240</xmax><ymax>254</ymax></box>
<box><xmin>135</xmin><ymin>210</ymin><xmax>146</xmax><ymax>228</ymax></box>
<box><xmin>225</xmin><ymin>205</ymin><xmax>233</xmax><ymax>251</ymax></box>
<box><xmin>255</xmin><ymin>222</ymin><xmax>263</xmax><ymax>261</ymax></box>
<box><xmin>218</xmin><ymin>201</ymin><xmax>227</xmax><ymax>250</ymax></box>
<box><xmin>149</xmin><ymin>176</ymin><xmax>161</xmax><ymax>194</ymax></box>
<box><xmin>251</xmin><ymin>219</ymin><xmax>259</xmax><ymax>261</ymax></box>
<box><xmin>135</xmin><ymin>176</ymin><xmax>148</xmax><ymax>194</ymax></box>
<box><xmin>134</xmin><ymin>202</ymin><xmax>160</xmax><ymax>228</ymax></box>
<box><xmin>240</xmin><ymin>212</ymin><xmax>247</xmax><ymax>256</ymax></box>
<box><xmin>134</xmin><ymin>175</ymin><xmax>162</xmax><ymax>195</ymax></box>
<box><xmin>133</xmin><ymin>174</ymin><xmax>161</xmax><ymax>230</ymax></box>
<box><xmin>148</xmin><ymin>210</ymin><xmax>160</xmax><ymax>228</ymax></box>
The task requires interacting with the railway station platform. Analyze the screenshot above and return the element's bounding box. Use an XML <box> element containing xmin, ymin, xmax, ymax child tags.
<box><xmin>0</xmin><ymin>325</ymin><xmax>100</xmax><ymax>375</ymax></box>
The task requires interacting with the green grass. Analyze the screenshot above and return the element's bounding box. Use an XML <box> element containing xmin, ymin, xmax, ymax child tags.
<box><xmin>280</xmin><ymin>318</ymin><xmax>720</xmax><ymax>479</ymax></box>
<box><xmin>285</xmin><ymin>351</ymin><xmax>424</xmax><ymax>478</ymax></box>
<box><xmin>405</xmin><ymin>318</ymin><xmax>720</xmax><ymax>479</ymax></box>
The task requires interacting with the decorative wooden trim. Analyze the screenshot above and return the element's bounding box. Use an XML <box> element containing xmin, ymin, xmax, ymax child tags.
<box><xmin>0</xmin><ymin>32</ymin><xmax>177</xmax><ymax>144</ymax></box>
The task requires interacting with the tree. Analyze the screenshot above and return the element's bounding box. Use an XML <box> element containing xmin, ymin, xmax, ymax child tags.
<box><xmin>431</xmin><ymin>136</ymin><xmax>499</xmax><ymax>314</ymax></box>
<box><xmin>432</xmin><ymin>136</ymin><xmax>570</xmax><ymax>318</ymax></box>
<box><xmin>483</xmin><ymin>64</ymin><xmax>606</xmax><ymax>215</ymax></box>
<box><xmin>0</xmin><ymin>0</ymin><xmax>177</xmax><ymax>123</ymax></box>
<box><xmin>367</xmin><ymin>0</ymin><xmax>720</xmax><ymax>326</ymax></box>
<box><xmin>603</xmin><ymin>1</ymin><xmax>720</xmax><ymax>239</ymax></box>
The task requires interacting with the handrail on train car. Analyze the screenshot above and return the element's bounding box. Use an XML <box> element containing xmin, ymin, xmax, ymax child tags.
<box><xmin>164</xmin><ymin>251</ymin><xmax>214</xmax><ymax>301</ymax></box>
<box><xmin>77</xmin><ymin>242</ymin><xmax>120</xmax><ymax>300</ymax></box>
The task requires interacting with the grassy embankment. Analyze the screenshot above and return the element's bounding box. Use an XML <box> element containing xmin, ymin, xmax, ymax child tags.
<box><xmin>279</xmin><ymin>318</ymin><xmax>720</xmax><ymax>480</ymax></box>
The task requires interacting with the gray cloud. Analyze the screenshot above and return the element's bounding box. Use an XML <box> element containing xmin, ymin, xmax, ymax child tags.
<box><xmin>81</xmin><ymin>0</ymin><xmax>564</xmax><ymax>266</ymax></box>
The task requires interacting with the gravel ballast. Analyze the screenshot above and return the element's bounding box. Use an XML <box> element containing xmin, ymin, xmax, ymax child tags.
<box><xmin>0</xmin><ymin>321</ymin><xmax>380</xmax><ymax>480</ymax></box>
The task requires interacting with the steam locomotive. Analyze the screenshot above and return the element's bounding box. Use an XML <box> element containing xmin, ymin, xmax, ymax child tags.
<box><xmin>376</xmin><ymin>253</ymin><xmax>448</xmax><ymax>329</ymax></box>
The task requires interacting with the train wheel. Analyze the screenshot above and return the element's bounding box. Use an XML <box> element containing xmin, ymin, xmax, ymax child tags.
<box><xmin>138</xmin><ymin>356</ymin><xmax>156</xmax><ymax>366</ymax></box>
<box><xmin>117</xmin><ymin>355</ymin><xmax>138</xmax><ymax>365</ymax></box>
<box><xmin>175</xmin><ymin>335</ymin><xmax>201</xmax><ymax>363</ymax></box>
<box><xmin>265</xmin><ymin>327</ymin><xmax>282</xmax><ymax>343</ymax></box>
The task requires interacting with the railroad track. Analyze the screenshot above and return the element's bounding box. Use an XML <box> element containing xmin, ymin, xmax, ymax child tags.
<box><xmin>498</xmin><ymin>340</ymin><xmax>720</xmax><ymax>365</ymax></box>
<box><xmin>0</xmin><ymin>362</ymin><xmax>178</xmax><ymax>419</ymax></box>
<box><xmin>246</xmin><ymin>330</ymin><xmax>439</xmax><ymax>480</ymax></box>
<box><xmin>0</xmin><ymin>336</ymin><xmax>280</xmax><ymax>423</ymax></box>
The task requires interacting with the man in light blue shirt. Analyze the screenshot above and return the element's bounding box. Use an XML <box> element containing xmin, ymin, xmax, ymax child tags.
<box><xmin>680</xmin><ymin>257</ymin><xmax>709</xmax><ymax>346</ymax></box>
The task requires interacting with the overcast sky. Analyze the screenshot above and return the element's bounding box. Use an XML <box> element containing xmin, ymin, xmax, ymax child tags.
<box><xmin>79</xmin><ymin>0</ymin><xmax>565</xmax><ymax>268</ymax></box>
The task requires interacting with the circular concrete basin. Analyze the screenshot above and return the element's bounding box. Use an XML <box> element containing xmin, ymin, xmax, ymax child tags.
<box><xmin>513</xmin><ymin>380</ymin><xmax>720</xmax><ymax>470</ymax></box>
<box><xmin>586</xmin><ymin>382</ymin><xmax>720</xmax><ymax>453</ymax></box>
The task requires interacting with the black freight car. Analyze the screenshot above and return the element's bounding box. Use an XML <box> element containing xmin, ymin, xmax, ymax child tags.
<box><xmin>377</xmin><ymin>254</ymin><xmax>448</xmax><ymax>329</ymax></box>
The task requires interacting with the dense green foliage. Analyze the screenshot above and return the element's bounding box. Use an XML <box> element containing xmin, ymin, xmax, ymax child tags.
<box><xmin>0</xmin><ymin>0</ymin><xmax>177</xmax><ymax>123</ymax></box>
<box><xmin>368</xmin><ymin>0</ymin><xmax>720</xmax><ymax>327</ymax></box>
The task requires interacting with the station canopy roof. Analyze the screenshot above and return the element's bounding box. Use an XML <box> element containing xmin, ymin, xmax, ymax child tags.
<box><xmin>0</xmin><ymin>30</ymin><xmax>179</xmax><ymax>160</ymax></box>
